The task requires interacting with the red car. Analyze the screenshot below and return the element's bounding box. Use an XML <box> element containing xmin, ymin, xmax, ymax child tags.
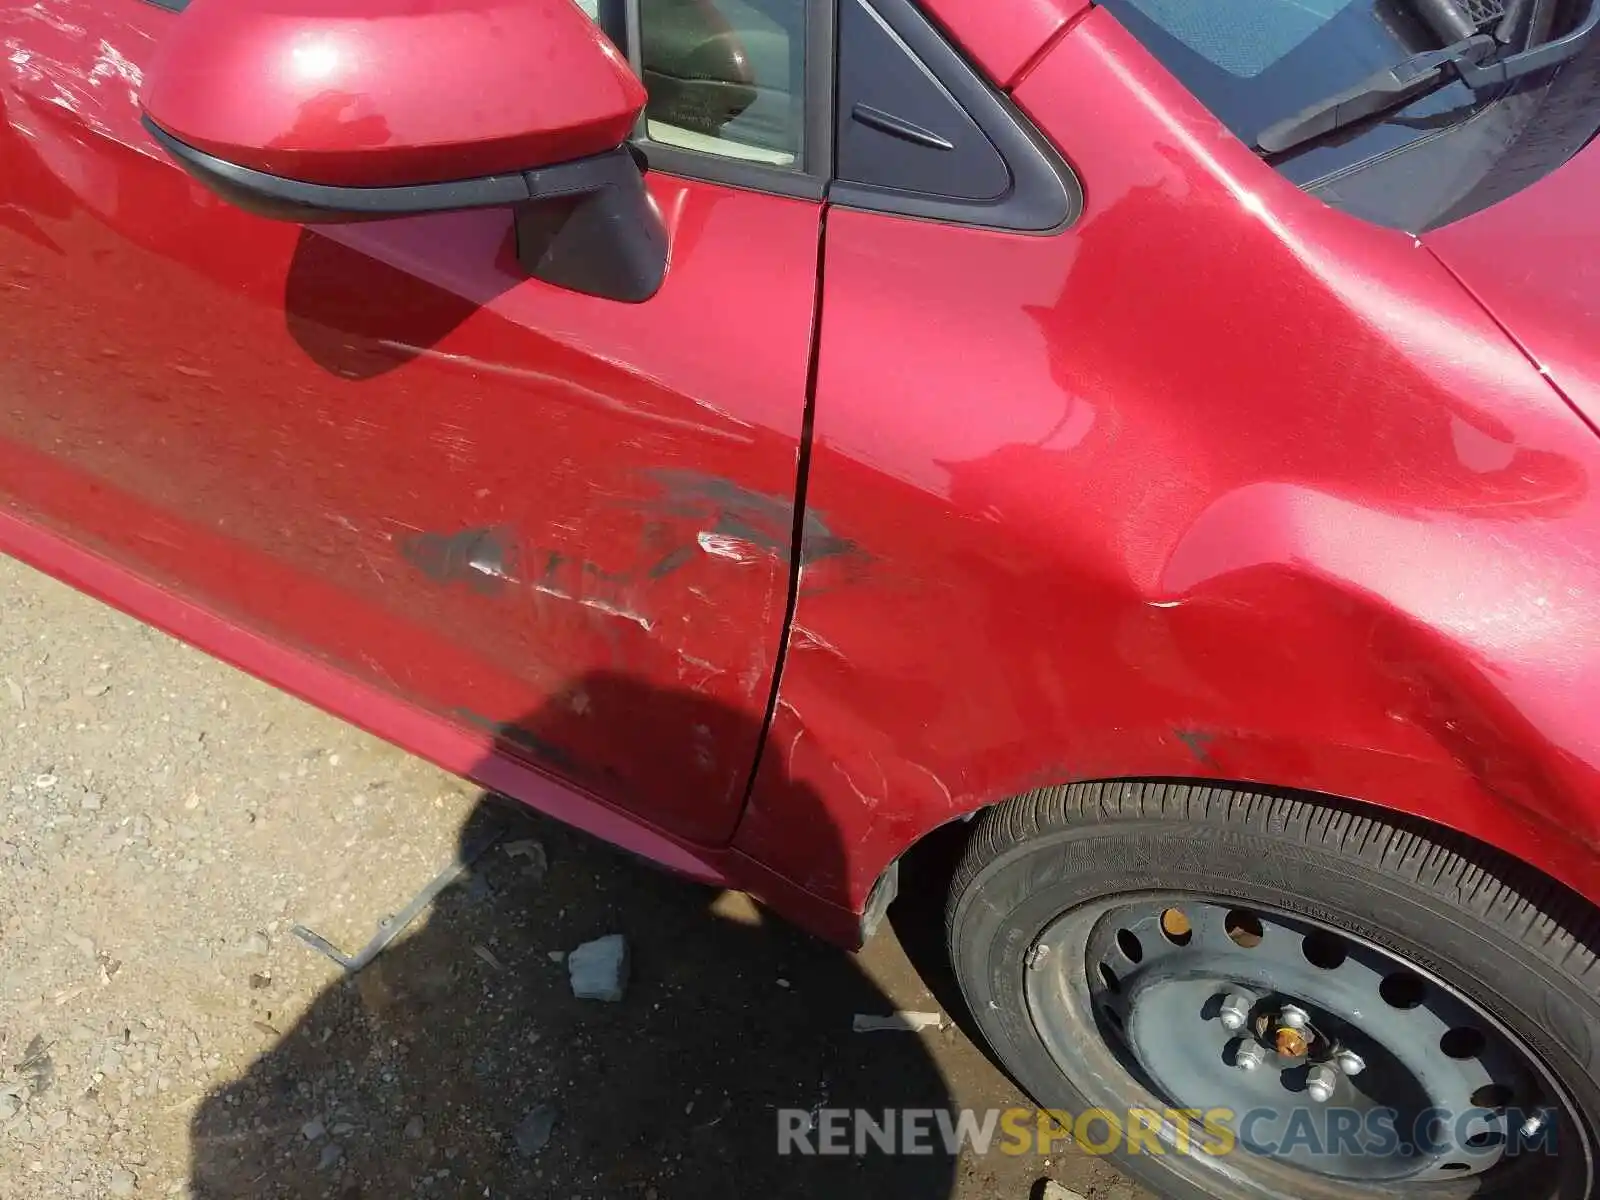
<box><xmin>6</xmin><ymin>0</ymin><xmax>1600</xmax><ymax>1194</ymax></box>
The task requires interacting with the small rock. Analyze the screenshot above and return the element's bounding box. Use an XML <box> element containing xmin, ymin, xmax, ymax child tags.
<box><xmin>473</xmin><ymin>945</ymin><xmax>504</xmax><ymax>971</ymax></box>
<box><xmin>1038</xmin><ymin>1183</ymin><xmax>1088</xmax><ymax>1200</ymax></box>
<box><xmin>0</xmin><ymin>1095</ymin><xmax>20</xmax><ymax>1121</ymax></box>
<box><xmin>567</xmin><ymin>935</ymin><xmax>628</xmax><ymax>1002</ymax></box>
<box><xmin>46</xmin><ymin>1109</ymin><xmax>68</xmax><ymax>1130</ymax></box>
<box><xmin>317</xmin><ymin>1143</ymin><xmax>343</xmax><ymax>1171</ymax></box>
<box><xmin>108</xmin><ymin>1168</ymin><xmax>136</xmax><ymax>1196</ymax></box>
<box><xmin>403</xmin><ymin>1116</ymin><xmax>425</xmax><ymax>1141</ymax></box>
<box><xmin>300</xmin><ymin>1119</ymin><xmax>326</xmax><ymax>1141</ymax></box>
<box><xmin>513</xmin><ymin>1104</ymin><xmax>558</xmax><ymax>1157</ymax></box>
<box><xmin>20</xmin><ymin>1035</ymin><xmax>55</xmax><ymax>1092</ymax></box>
<box><xmin>545</xmin><ymin>951</ymin><xmax>566</xmax><ymax>964</ymax></box>
<box><xmin>81</xmin><ymin>793</ymin><xmax>103</xmax><ymax>812</ymax></box>
<box><xmin>243</xmin><ymin>931</ymin><xmax>271</xmax><ymax>956</ymax></box>
<box><xmin>33</xmin><ymin>774</ymin><xmax>57</xmax><ymax>790</ymax></box>
<box><xmin>84</xmin><ymin>682</ymin><xmax>111</xmax><ymax>698</ymax></box>
<box><xmin>503</xmin><ymin>839</ymin><xmax>548</xmax><ymax>880</ymax></box>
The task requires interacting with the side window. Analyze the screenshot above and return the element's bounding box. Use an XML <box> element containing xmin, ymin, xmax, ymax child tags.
<box><xmin>577</xmin><ymin>0</ymin><xmax>808</xmax><ymax>169</ymax></box>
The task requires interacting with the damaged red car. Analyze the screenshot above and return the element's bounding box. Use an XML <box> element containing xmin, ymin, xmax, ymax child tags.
<box><xmin>7</xmin><ymin>0</ymin><xmax>1600</xmax><ymax>1195</ymax></box>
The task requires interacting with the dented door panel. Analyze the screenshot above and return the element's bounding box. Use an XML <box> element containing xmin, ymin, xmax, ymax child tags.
<box><xmin>0</xmin><ymin>0</ymin><xmax>818</xmax><ymax>843</ymax></box>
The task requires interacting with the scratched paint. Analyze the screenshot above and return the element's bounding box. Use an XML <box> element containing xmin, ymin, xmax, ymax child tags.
<box><xmin>578</xmin><ymin>595</ymin><xmax>653</xmax><ymax>632</ymax></box>
<box><xmin>397</xmin><ymin>525</ymin><xmax>521</xmax><ymax>594</ymax></box>
<box><xmin>398</xmin><ymin>527</ymin><xmax>660</xmax><ymax>634</ymax></box>
<box><xmin>1</xmin><ymin>3</ymin><xmax>158</xmax><ymax>146</ymax></box>
<box><xmin>696</xmin><ymin>531</ymin><xmax>762</xmax><ymax>563</ymax></box>
<box><xmin>640</xmin><ymin>468</ymin><xmax>866</xmax><ymax>570</ymax></box>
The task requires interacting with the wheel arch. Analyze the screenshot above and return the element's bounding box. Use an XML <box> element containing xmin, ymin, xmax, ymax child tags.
<box><xmin>866</xmin><ymin>769</ymin><xmax>1600</xmax><ymax>942</ymax></box>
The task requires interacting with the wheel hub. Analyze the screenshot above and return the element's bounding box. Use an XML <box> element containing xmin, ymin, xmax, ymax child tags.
<box><xmin>1027</xmin><ymin>896</ymin><xmax>1560</xmax><ymax>1185</ymax></box>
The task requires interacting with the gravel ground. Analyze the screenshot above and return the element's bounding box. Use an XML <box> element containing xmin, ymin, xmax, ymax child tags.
<box><xmin>0</xmin><ymin>553</ymin><xmax>1149</xmax><ymax>1200</ymax></box>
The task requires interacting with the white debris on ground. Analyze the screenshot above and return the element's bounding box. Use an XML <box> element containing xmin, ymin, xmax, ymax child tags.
<box><xmin>852</xmin><ymin>1011</ymin><xmax>947</xmax><ymax>1033</ymax></box>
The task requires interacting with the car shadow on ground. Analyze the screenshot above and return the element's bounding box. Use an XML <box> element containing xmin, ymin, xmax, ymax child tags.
<box><xmin>186</xmin><ymin>677</ymin><xmax>959</xmax><ymax>1198</ymax></box>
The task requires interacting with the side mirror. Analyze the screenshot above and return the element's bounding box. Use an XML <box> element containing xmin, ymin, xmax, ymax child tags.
<box><xmin>141</xmin><ymin>0</ymin><xmax>666</xmax><ymax>301</ymax></box>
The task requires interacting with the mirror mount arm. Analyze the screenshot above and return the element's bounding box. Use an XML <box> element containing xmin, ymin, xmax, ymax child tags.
<box><xmin>515</xmin><ymin>147</ymin><xmax>668</xmax><ymax>304</ymax></box>
<box><xmin>141</xmin><ymin>119</ymin><xmax>666</xmax><ymax>303</ymax></box>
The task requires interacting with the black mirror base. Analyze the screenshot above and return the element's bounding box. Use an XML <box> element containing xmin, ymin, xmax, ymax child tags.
<box><xmin>140</xmin><ymin>120</ymin><xmax>667</xmax><ymax>303</ymax></box>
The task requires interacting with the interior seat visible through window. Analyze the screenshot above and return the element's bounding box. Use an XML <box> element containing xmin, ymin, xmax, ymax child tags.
<box><xmin>576</xmin><ymin>0</ymin><xmax>808</xmax><ymax>167</ymax></box>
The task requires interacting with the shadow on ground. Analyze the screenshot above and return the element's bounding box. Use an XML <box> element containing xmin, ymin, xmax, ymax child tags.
<box><xmin>186</xmin><ymin>676</ymin><xmax>960</xmax><ymax>1198</ymax></box>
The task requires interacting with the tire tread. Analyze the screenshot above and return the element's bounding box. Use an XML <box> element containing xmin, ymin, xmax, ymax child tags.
<box><xmin>948</xmin><ymin>781</ymin><xmax>1600</xmax><ymax>992</ymax></box>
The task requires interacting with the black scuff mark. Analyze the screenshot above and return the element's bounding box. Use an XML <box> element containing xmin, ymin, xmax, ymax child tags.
<box><xmin>642</xmin><ymin>468</ymin><xmax>794</xmax><ymax>557</ymax></box>
<box><xmin>1173</xmin><ymin>729</ymin><xmax>1218</xmax><ymax>767</ymax></box>
<box><xmin>640</xmin><ymin>468</ymin><xmax>869</xmax><ymax>568</ymax></box>
<box><xmin>452</xmin><ymin>707</ymin><xmax>577</xmax><ymax>773</ymax></box>
<box><xmin>647</xmin><ymin>544</ymin><xmax>697</xmax><ymax>579</ymax></box>
<box><xmin>799</xmin><ymin>520</ymin><xmax>861</xmax><ymax>566</ymax></box>
<box><xmin>397</xmin><ymin>526</ymin><xmax>521</xmax><ymax>595</ymax></box>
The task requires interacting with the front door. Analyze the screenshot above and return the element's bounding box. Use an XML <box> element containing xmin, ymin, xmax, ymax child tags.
<box><xmin>0</xmin><ymin>0</ymin><xmax>819</xmax><ymax>843</ymax></box>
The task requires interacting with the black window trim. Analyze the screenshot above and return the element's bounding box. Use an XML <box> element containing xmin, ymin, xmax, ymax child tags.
<box><xmin>619</xmin><ymin>0</ymin><xmax>1081</xmax><ymax>230</ymax></box>
<box><xmin>620</xmin><ymin>0</ymin><xmax>836</xmax><ymax>201</ymax></box>
<box><xmin>135</xmin><ymin>0</ymin><xmax>1080</xmax><ymax>229</ymax></box>
<box><xmin>830</xmin><ymin>0</ymin><xmax>1082</xmax><ymax>233</ymax></box>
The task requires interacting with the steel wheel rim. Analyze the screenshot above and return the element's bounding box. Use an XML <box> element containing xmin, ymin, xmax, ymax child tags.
<box><xmin>1023</xmin><ymin>891</ymin><xmax>1590</xmax><ymax>1194</ymax></box>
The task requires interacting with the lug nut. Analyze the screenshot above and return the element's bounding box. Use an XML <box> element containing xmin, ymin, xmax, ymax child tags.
<box><xmin>1279</xmin><ymin>1003</ymin><xmax>1310</xmax><ymax>1030</ymax></box>
<box><xmin>1234</xmin><ymin>1041</ymin><xmax>1267</xmax><ymax>1071</ymax></box>
<box><xmin>1218</xmin><ymin>993</ymin><xmax>1251</xmax><ymax>1032</ymax></box>
<box><xmin>1333</xmin><ymin>1049</ymin><xmax>1366</xmax><ymax>1077</ymax></box>
<box><xmin>1306</xmin><ymin>1063</ymin><xmax>1338</xmax><ymax>1102</ymax></box>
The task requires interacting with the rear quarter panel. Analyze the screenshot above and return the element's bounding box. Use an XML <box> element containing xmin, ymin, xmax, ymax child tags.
<box><xmin>735</xmin><ymin>12</ymin><xmax>1600</xmax><ymax>914</ymax></box>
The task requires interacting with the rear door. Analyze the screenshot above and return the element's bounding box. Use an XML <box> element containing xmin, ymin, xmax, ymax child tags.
<box><xmin>0</xmin><ymin>0</ymin><xmax>821</xmax><ymax>843</ymax></box>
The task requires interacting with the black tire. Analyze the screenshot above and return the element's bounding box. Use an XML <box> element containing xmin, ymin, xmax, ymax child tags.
<box><xmin>945</xmin><ymin>781</ymin><xmax>1600</xmax><ymax>1200</ymax></box>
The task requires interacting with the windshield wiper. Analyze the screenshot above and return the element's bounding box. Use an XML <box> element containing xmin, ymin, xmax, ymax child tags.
<box><xmin>1257</xmin><ymin>0</ymin><xmax>1600</xmax><ymax>155</ymax></box>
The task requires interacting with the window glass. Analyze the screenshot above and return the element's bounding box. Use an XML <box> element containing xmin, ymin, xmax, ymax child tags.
<box><xmin>576</xmin><ymin>0</ymin><xmax>807</xmax><ymax>168</ymax></box>
<box><xmin>1118</xmin><ymin>0</ymin><xmax>1359</xmax><ymax>78</ymax></box>
<box><xmin>1100</xmin><ymin>0</ymin><xmax>1464</xmax><ymax>143</ymax></box>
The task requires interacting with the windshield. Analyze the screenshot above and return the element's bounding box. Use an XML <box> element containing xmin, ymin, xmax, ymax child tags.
<box><xmin>1103</xmin><ymin>0</ymin><xmax>1481</xmax><ymax>152</ymax></box>
<box><xmin>1119</xmin><ymin>0</ymin><xmax>1376</xmax><ymax>80</ymax></box>
<box><xmin>1099</xmin><ymin>0</ymin><xmax>1600</xmax><ymax>228</ymax></box>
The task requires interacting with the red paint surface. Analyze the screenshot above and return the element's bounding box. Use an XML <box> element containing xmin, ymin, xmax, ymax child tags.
<box><xmin>7</xmin><ymin>0</ymin><xmax>1600</xmax><ymax>948</ymax></box>
<box><xmin>2</xmin><ymin>0</ymin><xmax>816</xmax><ymax>850</ymax></box>
<box><xmin>740</xmin><ymin>13</ymin><xmax>1600</xmax><ymax>914</ymax></box>
<box><xmin>0</xmin><ymin>499</ymin><xmax>862</xmax><ymax>945</ymax></box>
<box><xmin>142</xmin><ymin>0</ymin><xmax>644</xmax><ymax>185</ymax></box>
<box><xmin>1425</xmin><ymin>143</ymin><xmax>1600</xmax><ymax>431</ymax></box>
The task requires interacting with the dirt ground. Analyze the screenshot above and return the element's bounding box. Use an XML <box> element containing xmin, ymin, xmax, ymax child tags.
<box><xmin>0</xmin><ymin>553</ymin><xmax>1150</xmax><ymax>1200</ymax></box>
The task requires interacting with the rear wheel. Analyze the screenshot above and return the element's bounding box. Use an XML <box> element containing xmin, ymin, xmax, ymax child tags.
<box><xmin>945</xmin><ymin>781</ymin><xmax>1600</xmax><ymax>1200</ymax></box>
